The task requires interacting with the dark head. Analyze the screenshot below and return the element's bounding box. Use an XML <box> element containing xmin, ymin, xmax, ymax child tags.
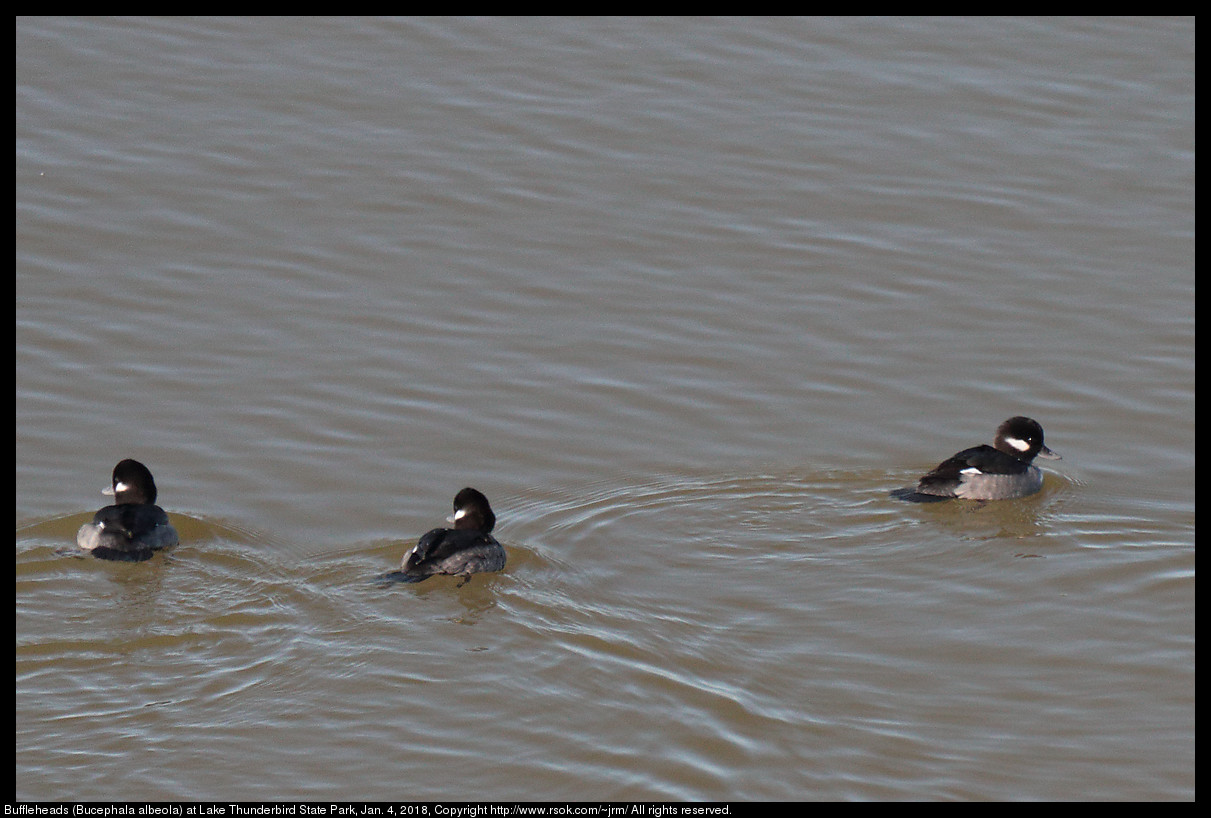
<box><xmin>449</xmin><ymin>487</ymin><xmax>495</xmax><ymax>533</ymax></box>
<box><xmin>994</xmin><ymin>417</ymin><xmax>1061</xmax><ymax>462</ymax></box>
<box><xmin>104</xmin><ymin>459</ymin><xmax>159</xmax><ymax>505</ymax></box>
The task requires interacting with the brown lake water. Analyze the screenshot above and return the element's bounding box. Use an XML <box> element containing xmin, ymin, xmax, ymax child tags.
<box><xmin>16</xmin><ymin>17</ymin><xmax>1194</xmax><ymax>800</ymax></box>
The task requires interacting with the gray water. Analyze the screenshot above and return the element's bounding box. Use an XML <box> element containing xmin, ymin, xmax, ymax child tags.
<box><xmin>16</xmin><ymin>17</ymin><xmax>1194</xmax><ymax>801</ymax></box>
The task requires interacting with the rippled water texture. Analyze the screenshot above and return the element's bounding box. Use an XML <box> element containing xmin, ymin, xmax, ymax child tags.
<box><xmin>17</xmin><ymin>17</ymin><xmax>1193</xmax><ymax>800</ymax></box>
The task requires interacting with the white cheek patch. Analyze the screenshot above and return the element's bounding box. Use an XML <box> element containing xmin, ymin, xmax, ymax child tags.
<box><xmin>1004</xmin><ymin>437</ymin><xmax>1031</xmax><ymax>452</ymax></box>
<box><xmin>453</xmin><ymin>508</ymin><xmax>468</xmax><ymax>521</ymax></box>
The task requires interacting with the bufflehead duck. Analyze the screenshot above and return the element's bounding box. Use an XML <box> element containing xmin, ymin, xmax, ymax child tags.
<box><xmin>892</xmin><ymin>416</ymin><xmax>1061</xmax><ymax>502</ymax></box>
<box><xmin>382</xmin><ymin>488</ymin><xmax>506</xmax><ymax>585</ymax></box>
<box><xmin>76</xmin><ymin>459</ymin><xmax>179</xmax><ymax>561</ymax></box>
